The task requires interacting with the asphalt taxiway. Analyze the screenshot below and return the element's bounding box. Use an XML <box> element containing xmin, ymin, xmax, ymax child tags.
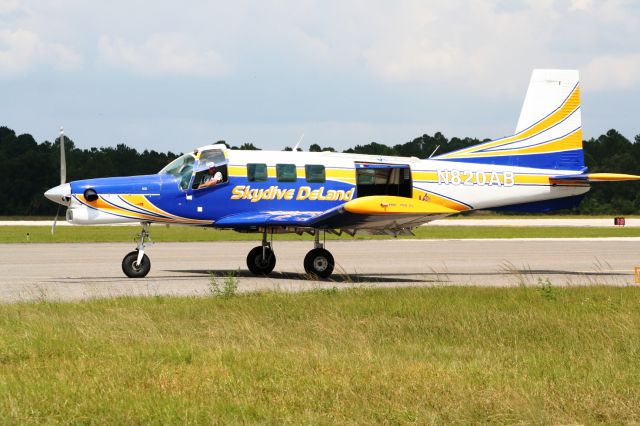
<box><xmin>1</xmin><ymin>239</ymin><xmax>639</xmax><ymax>302</ymax></box>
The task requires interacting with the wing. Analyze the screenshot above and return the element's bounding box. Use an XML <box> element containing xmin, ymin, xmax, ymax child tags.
<box><xmin>215</xmin><ymin>196</ymin><xmax>460</xmax><ymax>232</ymax></box>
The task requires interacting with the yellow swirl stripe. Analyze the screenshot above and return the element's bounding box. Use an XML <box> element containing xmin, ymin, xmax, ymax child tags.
<box><xmin>451</xmin><ymin>128</ymin><xmax>582</xmax><ymax>158</ymax></box>
<box><xmin>77</xmin><ymin>194</ymin><xmax>212</xmax><ymax>224</ymax></box>
<box><xmin>439</xmin><ymin>85</ymin><xmax>580</xmax><ymax>158</ymax></box>
<box><xmin>412</xmin><ymin>189</ymin><xmax>470</xmax><ymax>211</ymax></box>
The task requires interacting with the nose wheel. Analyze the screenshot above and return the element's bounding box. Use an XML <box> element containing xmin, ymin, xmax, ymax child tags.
<box><xmin>122</xmin><ymin>222</ymin><xmax>152</xmax><ymax>278</ymax></box>
<box><xmin>122</xmin><ymin>250</ymin><xmax>151</xmax><ymax>278</ymax></box>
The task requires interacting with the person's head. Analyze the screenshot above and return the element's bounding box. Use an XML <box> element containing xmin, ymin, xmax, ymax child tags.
<box><xmin>206</xmin><ymin>162</ymin><xmax>217</xmax><ymax>174</ymax></box>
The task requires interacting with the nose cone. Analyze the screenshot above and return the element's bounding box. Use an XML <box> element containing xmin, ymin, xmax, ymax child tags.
<box><xmin>44</xmin><ymin>183</ymin><xmax>72</xmax><ymax>206</ymax></box>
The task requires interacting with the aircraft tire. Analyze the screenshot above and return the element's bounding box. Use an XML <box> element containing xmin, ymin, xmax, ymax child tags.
<box><xmin>122</xmin><ymin>250</ymin><xmax>151</xmax><ymax>278</ymax></box>
<box><xmin>304</xmin><ymin>248</ymin><xmax>334</xmax><ymax>279</ymax></box>
<box><xmin>247</xmin><ymin>246</ymin><xmax>276</xmax><ymax>275</ymax></box>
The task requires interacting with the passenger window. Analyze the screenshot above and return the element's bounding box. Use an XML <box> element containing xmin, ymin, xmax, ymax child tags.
<box><xmin>247</xmin><ymin>163</ymin><xmax>268</xmax><ymax>182</ymax></box>
<box><xmin>276</xmin><ymin>164</ymin><xmax>297</xmax><ymax>182</ymax></box>
<box><xmin>305</xmin><ymin>164</ymin><xmax>325</xmax><ymax>183</ymax></box>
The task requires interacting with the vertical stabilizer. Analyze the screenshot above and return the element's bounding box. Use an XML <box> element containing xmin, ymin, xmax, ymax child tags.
<box><xmin>515</xmin><ymin>69</ymin><xmax>580</xmax><ymax>134</ymax></box>
<box><xmin>435</xmin><ymin>69</ymin><xmax>584</xmax><ymax>171</ymax></box>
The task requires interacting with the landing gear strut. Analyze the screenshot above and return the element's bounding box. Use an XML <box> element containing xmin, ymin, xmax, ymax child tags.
<box><xmin>122</xmin><ymin>222</ymin><xmax>152</xmax><ymax>278</ymax></box>
<box><xmin>304</xmin><ymin>230</ymin><xmax>334</xmax><ymax>279</ymax></box>
<box><xmin>246</xmin><ymin>228</ymin><xmax>276</xmax><ymax>275</ymax></box>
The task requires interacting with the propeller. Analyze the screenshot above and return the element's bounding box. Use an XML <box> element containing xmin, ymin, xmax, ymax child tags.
<box><xmin>51</xmin><ymin>127</ymin><xmax>66</xmax><ymax>235</ymax></box>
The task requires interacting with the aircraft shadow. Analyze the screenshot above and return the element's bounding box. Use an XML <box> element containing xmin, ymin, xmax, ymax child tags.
<box><xmin>167</xmin><ymin>269</ymin><xmax>429</xmax><ymax>283</ymax></box>
<box><xmin>167</xmin><ymin>268</ymin><xmax>630</xmax><ymax>284</ymax></box>
<box><xmin>447</xmin><ymin>269</ymin><xmax>630</xmax><ymax>277</ymax></box>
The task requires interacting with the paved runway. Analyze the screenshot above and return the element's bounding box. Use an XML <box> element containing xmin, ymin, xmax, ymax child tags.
<box><xmin>1</xmin><ymin>239</ymin><xmax>640</xmax><ymax>302</ymax></box>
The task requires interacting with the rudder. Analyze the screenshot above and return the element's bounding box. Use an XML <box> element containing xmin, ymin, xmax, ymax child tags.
<box><xmin>435</xmin><ymin>69</ymin><xmax>585</xmax><ymax>171</ymax></box>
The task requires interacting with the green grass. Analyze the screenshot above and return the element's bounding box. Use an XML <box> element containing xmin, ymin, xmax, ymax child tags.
<box><xmin>1</xmin><ymin>287</ymin><xmax>639</xmax><ymax>423</ymax></box>
<box><xmin>2</xmin><ymin>224</ymin><xmax>640</xmax><ymax>243</ymax></box>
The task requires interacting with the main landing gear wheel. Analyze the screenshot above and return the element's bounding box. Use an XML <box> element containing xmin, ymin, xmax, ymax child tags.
<box><xmin>247</xmin><ymin>246</ymin><xmax>276</xmax><ymax>275</ymax></box>
<box><xmin>122</xmin><ymin>250</ymin><xmax>151</xmax><ymax>278</ymax></box>
<box><xmin>304</xmin><ymin>248</ymin><xmax>334</xmax><ymax>279</ymax></box>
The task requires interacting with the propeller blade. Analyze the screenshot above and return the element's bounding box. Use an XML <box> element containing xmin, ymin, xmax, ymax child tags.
<box><xmin>51</xmin><ymin>205</ymin><xmax>60</xmax><ymax>235</ymax></box>
<box><xmin>59</xmin><ymin>127</ymin><xmax>66</xmax><ymax>185</ymax></box>
<box><xmin>52</xmin><ymin>126</ymin><xmax>67</xmax><ymax>235</ymax></box>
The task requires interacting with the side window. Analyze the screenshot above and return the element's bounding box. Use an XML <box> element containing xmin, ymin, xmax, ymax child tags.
<box><xmin>247</xmin><ymin>163</ymin><xmax>268</xmax><ymax>182</ymax></box>
<box><xmin>192</xmin><ymin>149</ymin><xmax>229</xmax><ymax>190</ymax></box>
<box><xmin>305</xmin><ymin>164</ymin><xmax>325</xmax><ymax>183</ymax></box>
<box><xmin>199</xmin><ymin>150</ymin><xmax>226</xmax><ymax>165</ymax></box>
<box><xmin>276</xmin><ymin>164</ymin><xmax>297</xmax><ymax>182</ymax></box>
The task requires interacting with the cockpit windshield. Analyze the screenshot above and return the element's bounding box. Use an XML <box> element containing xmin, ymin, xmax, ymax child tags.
<box><xmin>159</xmin><ymin>153</ymin><xmax>195</xmax><ymax>190</ymax></box>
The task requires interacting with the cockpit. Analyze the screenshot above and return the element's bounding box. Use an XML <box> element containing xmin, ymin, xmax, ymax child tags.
<box><xmin>158</xmin><ymin>146</ymin><xmax>229</xmax><ymax>191</ymax></box>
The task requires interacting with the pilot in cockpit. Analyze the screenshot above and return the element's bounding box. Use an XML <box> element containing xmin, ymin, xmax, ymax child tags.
<box><xmin>195</xmin><ymin>162</ymin><xmax>223</xmax><ymax>189</ymax></box>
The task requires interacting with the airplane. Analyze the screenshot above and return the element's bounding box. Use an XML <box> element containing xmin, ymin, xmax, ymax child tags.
<box><xmin>44</xmin><ymin>69</ymin><xmax>640</xmax><ymax>279</ymax></box>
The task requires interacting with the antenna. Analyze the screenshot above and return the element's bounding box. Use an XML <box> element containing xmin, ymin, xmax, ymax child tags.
<box><xmin>428</xmin><ymin>145</ymin><xmax>440</xmax><ymax>158</ymax></box>
<box><xmin>293</xmin><ymin>133</ymin><xmax>304</xmax><ymax>151</ymax></box>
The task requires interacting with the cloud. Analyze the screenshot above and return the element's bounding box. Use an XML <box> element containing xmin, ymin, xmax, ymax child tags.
<box><xmin>569</xmin><ymin>0</ymin><xmax>593</xmax><ymax>12</ymax></box>
<box><xmin>264</xmin><ymin>0</ymin><xmax>640</xmax><ymax>95</ymax></box>
<box><xmin>344</xmin><ymin>2</ymin><xmax>556</xmax><ymax>96</ymax></box>
<box><xmin>584</xmin><ymin>53</ymin><xmax>640</xmax><ymax>91</ymax></box>
<box><xmin>98</xmin><ymin>33</ymin><xmax>229</xmax><ymax>77</ymax></box>
<box><xmin>0</xmin><ymin>0</ymin><xmax>20</xmax><ymax>15</ymax></box>
<box><xmin>0</xmin><ymin>29</ymin><xmax>82</xmax><ymax>73</ymax></box>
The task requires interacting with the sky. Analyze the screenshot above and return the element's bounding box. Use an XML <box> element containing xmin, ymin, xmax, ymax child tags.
<box><xmin>1</xmin><ymin>0</ymin><xmax>639</xmax><ymax>153</ymax></box>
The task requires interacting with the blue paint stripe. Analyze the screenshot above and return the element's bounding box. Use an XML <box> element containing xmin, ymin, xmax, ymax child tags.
<box><xmin>434</xmin><ymin>149</ymin><xmax>585</xmax><ymax>170</ymax></box>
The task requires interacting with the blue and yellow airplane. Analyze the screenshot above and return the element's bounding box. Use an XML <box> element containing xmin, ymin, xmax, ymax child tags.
<box><xmin>45</xmin><ymin>69</ymin><xmax>640</xmax><ymax>279</ymax></box>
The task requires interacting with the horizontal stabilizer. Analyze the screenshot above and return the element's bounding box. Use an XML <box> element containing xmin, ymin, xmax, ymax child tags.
<box><xmin>550</xmin><ymin>173</ymin><xmax>640</xmax><ymax>184</ymax></box>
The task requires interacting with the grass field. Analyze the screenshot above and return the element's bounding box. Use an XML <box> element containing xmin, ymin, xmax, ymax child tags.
<box><xmin>2</xmin><ymin>224</ymin><xmax>640</xmax><ymax>243</ymax></box>
<box><xmin>0</xmin><ymin>287</ymin><xmax>639</xmax><ymax>423</ymax></box>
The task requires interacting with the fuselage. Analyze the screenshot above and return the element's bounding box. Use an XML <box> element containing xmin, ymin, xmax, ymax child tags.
<box><xmin>46</xmin><ymin>144</ymin><xmax>590</xmax><ymax>228</ymax></box>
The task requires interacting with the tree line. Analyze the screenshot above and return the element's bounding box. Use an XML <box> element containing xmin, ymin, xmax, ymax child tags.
<box><xmin>1</xmin><ymin>125</ymin><xmax>639</xmax><ymax>216</ymax></box>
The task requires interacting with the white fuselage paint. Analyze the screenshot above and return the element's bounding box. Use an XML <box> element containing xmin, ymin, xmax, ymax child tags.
<box><xmin>64</xmin><ymin>147</ymin><xmax>590</xmax><ymax>226</ymax></box>
<box><xmin>223</xmin><ymin>149</ymin><xmax>589</xmax><ymax>211</ymax></box>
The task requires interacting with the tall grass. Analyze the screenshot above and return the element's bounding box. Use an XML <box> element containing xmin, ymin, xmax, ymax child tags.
<box><xmin>1</xmin><ymin>287</ymin><xmax>639</xmax><ymax>423</ymax></box>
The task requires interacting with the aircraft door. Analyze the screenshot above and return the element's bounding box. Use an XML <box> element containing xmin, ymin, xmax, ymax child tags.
<box><xmin>189</xmin><ymin>148</ymin><xmax>230</xmax><ymax>191</ymax></box>
<box><xmin>355</xmin><ymin>163</ymin><xmax>412</xmax><ymax>198</ymax></box>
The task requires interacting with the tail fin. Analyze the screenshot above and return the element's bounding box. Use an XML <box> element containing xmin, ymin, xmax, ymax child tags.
<box><xmin>435</xmin><ymin>69</ymin><xmax>585</xmax><ymax>171</ymax></box>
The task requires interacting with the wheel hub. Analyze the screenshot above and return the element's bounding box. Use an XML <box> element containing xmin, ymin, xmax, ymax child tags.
<box><xmin>313</xmin><ymin>256</ymin><xmax>328</xmax><ymax>271</ymax></box>
<box><xmin>256</xmin><ymin>253</ymin><xmax>270</xmax><ymax>267</ymax></box>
